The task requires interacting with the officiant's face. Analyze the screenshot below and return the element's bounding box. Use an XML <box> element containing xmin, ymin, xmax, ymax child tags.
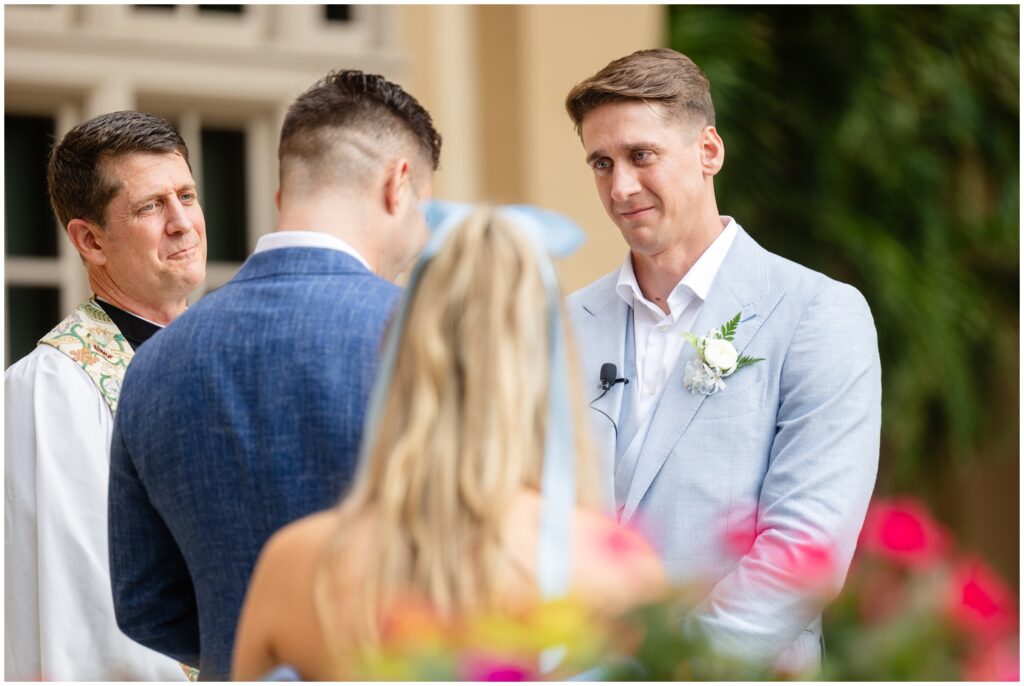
<box><xmin>581</xmin><ymin>100</ymin><xmax>716</xmax><ymax>256</ymax></box>
<box><xmin>97</xmin><ymin>152</ymin><xmax>208</xmax><ymax>304</ymax></box>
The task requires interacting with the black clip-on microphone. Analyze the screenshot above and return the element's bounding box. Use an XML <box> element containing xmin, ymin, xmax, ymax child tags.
<box><xmin>599</xmin><ymin>362</ymin><xmax>630</xmax><ymax>392</ymax></box>
<box><xmin>592</xmin><ymin>362</ymin><xmax>629</xmax><ymax>440</ymax></box>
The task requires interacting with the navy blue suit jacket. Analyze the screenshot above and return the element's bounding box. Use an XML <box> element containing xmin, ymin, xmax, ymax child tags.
<box><xmin>108</xmin><ymin>248</ymin><xmax>400</xmax><ymax>680</ymax></box>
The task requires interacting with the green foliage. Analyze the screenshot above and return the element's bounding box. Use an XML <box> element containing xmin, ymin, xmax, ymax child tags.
<box><xmin>719</xmin><ymin>312</ymin><xmax>740</xmax><ymax>340</ymax></box>
<box><xmin>734</xmin><ymin>352</ymin><xmax>764</xmax><ymax>373</ymax></box>
<box><xmin>670</xmin><ymin>6</ymin><xmax>1019</xmax><ymax>484</ymax></box>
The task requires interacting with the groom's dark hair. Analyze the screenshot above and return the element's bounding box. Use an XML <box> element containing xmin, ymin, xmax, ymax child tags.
<box><xmin>565</xmin><ymin>48</ymin><xmax>715</xmax><ymax>135</ymax></box>
<box><xmin>279</xmin><ymin>69</ymin><xmax>441</xmax><ymax>190</ymax></box>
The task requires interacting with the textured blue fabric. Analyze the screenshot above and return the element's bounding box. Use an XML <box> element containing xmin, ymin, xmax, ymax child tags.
<box><xmin>108</xmin><ymin>247</ymin><xmax>400</xmax><ymax>680</ymax></box>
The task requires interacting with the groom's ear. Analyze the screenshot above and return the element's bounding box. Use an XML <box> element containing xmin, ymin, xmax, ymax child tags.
<box><xmin>700</xmin><ymin>126</ymin><xmax>725</xmax><ymax>176</ymax></box>
<box><xmin>382</xmin><ymin>158</ymin><xmax>412</xmax><ymax>216</ymax></box>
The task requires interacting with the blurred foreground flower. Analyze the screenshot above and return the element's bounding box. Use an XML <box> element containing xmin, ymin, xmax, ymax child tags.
<box><xmin>822</xmin><ymin>497</ymin><xmax>1018</xmax><ymax>680</ymax></box>
<box><xmin>948</xmin><ymin>559</ymin><xmax>1018</xmax><ymax>641</ymax></box>
<box><xmin>859</xmin><ymin>498</ymin><xmax>950</xmax><ymax>568</ymax></box>
<box><xmin>343</xmin><ymin>496</ymin><xmax>1017</xmax><ymax>681</ymax></box>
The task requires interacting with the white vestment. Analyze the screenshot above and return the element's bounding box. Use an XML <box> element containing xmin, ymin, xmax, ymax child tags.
<box><xmin>5</xmin><ymin>343</ymin><xmax>187</xmax><ymax>681</ymax></box>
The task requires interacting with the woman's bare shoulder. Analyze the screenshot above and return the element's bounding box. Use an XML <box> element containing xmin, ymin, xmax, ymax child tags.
<box><xmin>257</xmin><ymin>510</ymin><xmax>336</xmax><ymax>572</ymax></box>
<box><xmin>572</xmin><ymin>508</ymin><xmax>668</xmax><ymax>610</ymax></box>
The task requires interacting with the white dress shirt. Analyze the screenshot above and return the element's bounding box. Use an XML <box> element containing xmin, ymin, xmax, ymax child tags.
<box><xmin>5</xmin><ymin>346</ymin><xmax>187</xmax><ymax>681</ymax></box>
<box><xmin>615</xmin><ymin>217</ymin><xmax>738</xmax><ymax>420</ymax></box>
<box><xmin>254</xmin><ymin>230</ymin><xmax>372</xmax><ymax>270</ymax></box>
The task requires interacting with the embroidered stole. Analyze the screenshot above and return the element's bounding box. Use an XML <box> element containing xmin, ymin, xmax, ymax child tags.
<box><xmin>37</xmin><ymin>297</ymin><xmax>133</xmax><ymax>413</ymax></box>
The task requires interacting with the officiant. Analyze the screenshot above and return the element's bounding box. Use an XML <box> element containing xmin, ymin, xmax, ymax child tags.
<box><xmin>5</xmin><ymin>111</ymin><xmax>207</xmax><ymax>681</ymax></box>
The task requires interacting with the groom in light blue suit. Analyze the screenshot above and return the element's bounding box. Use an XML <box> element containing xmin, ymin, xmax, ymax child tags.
<box><xmin>564</xmin><ymin>49</ymin><xmax>880</xmax><ymax>674</ymax></box>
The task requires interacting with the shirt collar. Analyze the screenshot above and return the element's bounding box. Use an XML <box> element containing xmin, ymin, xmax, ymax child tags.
<box><xmin>94</xmin><ymin>297</ymin><xmax>163</xmax><ymax>351</ymax></box>
<box><xmin>254</xmin><ymin>230</ymin><xmax>373</xmax><ymax>272</ymax></box>
<box><xmin>615</xmin><ymin>216</ymin><xmax>740</xmax><ymax>318</ymax></box>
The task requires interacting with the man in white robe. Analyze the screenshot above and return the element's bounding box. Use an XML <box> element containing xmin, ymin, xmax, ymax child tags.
<box><xmin>5</xmin><ymin>111</ymin><xmax>207</xmax><ymax>681</ymax></box>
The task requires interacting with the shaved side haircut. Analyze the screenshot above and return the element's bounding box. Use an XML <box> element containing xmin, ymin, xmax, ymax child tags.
<box><xmin>279</xmin><ymin>70</ymin><xmax>442</xmax><ymax>193</ymax></box>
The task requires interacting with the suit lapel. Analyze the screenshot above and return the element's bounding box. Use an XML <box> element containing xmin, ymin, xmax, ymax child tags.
<box><xmin>620</xmin><ymin>227</ymin><xmax>784</xmax><ymax>523</ymax></box>
<box><xmin>574</xmin><ymin>275</ymin><xmax>629</xmax><ymax>510</ymax></box>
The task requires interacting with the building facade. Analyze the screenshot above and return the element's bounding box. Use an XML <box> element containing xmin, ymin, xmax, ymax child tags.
<box><xmin>5</xmin><ymin>4</ymin><xmax>665</xmax><ymax>365</ymax></box>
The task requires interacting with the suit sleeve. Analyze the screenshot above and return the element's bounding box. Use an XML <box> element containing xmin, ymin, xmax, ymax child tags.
<box><xmin>684</xmin><ymin>280</ymin><xmax>881</xmax><ymax>667</ymax></box>
<box><xmin>108</xmin><ymin>391</ymin><xmax>201</xmax><ymax>667</ymax></box>
<box><xmin>4</xmin><ymin>347</ymin><xmax>187</xmax><ymax>680</ymax></box>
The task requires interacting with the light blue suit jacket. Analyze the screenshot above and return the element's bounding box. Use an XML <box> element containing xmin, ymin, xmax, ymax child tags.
<box><xmin>568</xmin><ymin>225</ymin><xmax>880</xmax><ymax>672</ymax></box>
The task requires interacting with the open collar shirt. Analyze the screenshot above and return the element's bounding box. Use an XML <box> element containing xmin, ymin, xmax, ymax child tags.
<box><xmin>615</xmin><ymin>217</ymin><xmax>738</xmax><ymax>420</ymax></box>
<box><xmin>254</xmin><ymin>230</ymin><xmax>372</xmax><ymax>271</ymax></box>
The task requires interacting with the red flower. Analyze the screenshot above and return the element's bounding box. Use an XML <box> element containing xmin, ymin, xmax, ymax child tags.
<box><xmin>947</xmin><ymin>559</ymin><xmax>1017</xmax><ymax>641</ymax></box>
<box><xmin>858</xmin><ymin>498</ymin><xmax>950</xmax><ymax>568</ymax></box>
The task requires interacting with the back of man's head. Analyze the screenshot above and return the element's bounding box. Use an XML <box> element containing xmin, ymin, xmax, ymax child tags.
<box><xmin>565</xmin><ymin>48</ymin><xmax>715</xmax><ymax>135</ymax></box>
<box><xmin>47</xmin><ymin>111</ymin><xmax>189</xmax><ymax>229</ymax></box>
<box><xmin>279</xmin><ymin>70</ymin><xmax>442</xmax><ymax>196</ymax></box>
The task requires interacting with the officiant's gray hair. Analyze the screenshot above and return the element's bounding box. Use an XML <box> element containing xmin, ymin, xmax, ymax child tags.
<box><xmin>279</xmin><ymin>69</ymin><xmax>441</xmax><ymax>192</ymax></box>
<box><xmin>565</xmin><ymin>48</ymin><xmax>715</xmax><ymax>134</ymax></box>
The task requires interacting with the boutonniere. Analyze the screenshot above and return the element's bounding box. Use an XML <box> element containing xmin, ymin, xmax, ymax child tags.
<box><xmin>682</xmin><ymin>312</ymin><xmax>764</xmax><ymax>396</ymax></box>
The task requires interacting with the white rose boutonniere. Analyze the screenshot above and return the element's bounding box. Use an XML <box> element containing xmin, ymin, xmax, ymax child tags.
<box><xmin>682</xmin><ymin>312</ymin><xmax>764</xmax><ymax>396</ymax></box>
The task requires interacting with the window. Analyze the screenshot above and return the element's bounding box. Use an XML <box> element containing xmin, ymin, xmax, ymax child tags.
<box><xmin>200</xmin><ymin>127</ymin><xmax>249</xmax><ymax>263</ymax></box>
<box><xmin>5</xmin><ymin>114</ymin><xmax>58</xmax><ymax>258</ymax></box>
<box><xmin>324</xmin><ymin>5</ymin><xmax>351</xmax><ymax>23</ymax></box>
<box><xmin>133</xmin><ymin>5</ymin><xmax>245</xmax><ymax>15</ymax></box>
<box><xmin>198</xmin><ymin>5</ymin><xmax>243</xmax><ymax>14</ymax></box>
<box><xmin>6</xmin><ymin>286</ymin><xmax>61</xmax><ymax>368</ymax></box>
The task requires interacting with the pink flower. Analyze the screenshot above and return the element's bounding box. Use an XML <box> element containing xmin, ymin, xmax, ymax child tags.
<box><xmin>963</xmin><ymin>637</ymin><xmax>1020</xmax><ymax>681</ymax></box>
<box><xmin>597</xmin><ymin>517</ymin><xmax>657</xmax><ymax>562</ymax></box>
<box><xmin>947</xmin><ymin>559</ymin><xmax>1017</xmax><ymax>641</ymax></box>
<box><xmin>724</xmin><ymin>512</ymin><xmax>758</xmax><ymax>557</ymax></box>
<box><xmin>719</xmin><ymin>510</ymin><xmax>840</xmax><ymax>596</ymax></box>
<box><xmin>781</xmin><ymin>539</ymin><xmax>838</xmax><ymax>593</ymax></box>
<box><xmin>749</xmin><ymin>536</ymin><xmax>840</xmax><ymax>596</ymax></box>
<box><xmin>858</xmin><ymin>498</ymin><xmax>950</xmax><ymax>568</ymax></box>
<box><xmin>602</xmin><ymin>528</ymin><xmax>639</xmax><ymax>557</ymax></box>
<box><xmin>460</xmin><ymin>654</ymin><xmax>534</xmax><ymax>681</ymax></box>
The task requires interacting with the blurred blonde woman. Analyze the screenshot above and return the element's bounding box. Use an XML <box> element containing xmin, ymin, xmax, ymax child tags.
<box><xmin>232</xmin><ymin>206</ymin><xmax>666</xmax><ymax>680</ymax></box>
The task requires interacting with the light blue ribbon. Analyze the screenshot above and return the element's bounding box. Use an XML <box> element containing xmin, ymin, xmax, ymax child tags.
<box><xmin>359</xmin><ymin>200</ymin><xmax>584</xmax><ymax>611</ymax></box>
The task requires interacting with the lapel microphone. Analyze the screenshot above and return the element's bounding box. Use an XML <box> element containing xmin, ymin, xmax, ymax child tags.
<box><xmin>599</xmin><ymin>362</ymin><xmax>630</xmax><ymax>391</ymax></box>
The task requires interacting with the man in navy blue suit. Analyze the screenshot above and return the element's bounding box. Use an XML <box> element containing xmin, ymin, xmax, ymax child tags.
<box><xmin>107</xmin><ymin>70</ymin><xmax>442</xmax><ymax>680</ymax></box>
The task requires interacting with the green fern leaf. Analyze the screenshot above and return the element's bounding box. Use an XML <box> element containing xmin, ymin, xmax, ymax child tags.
<box><xmin>721</xmin><ymin>312</ymin><xmax>741</xmax><ymax>341</ymax></box>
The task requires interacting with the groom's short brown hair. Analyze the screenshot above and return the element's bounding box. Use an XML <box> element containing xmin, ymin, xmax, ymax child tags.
<box><xmin>565</xmin><ymin>48</ymin><xmax>715</xmax><ymax>134</ymax></box>
<box><xmin>279</xmin><ymin>69</ymin><xmax>442</xmax><ymax>190</ymax></box>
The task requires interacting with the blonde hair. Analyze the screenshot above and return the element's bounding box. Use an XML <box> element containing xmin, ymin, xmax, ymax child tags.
<box><xmin>314</xmin><ymin>207</ymin><xmax>600</xmax><ymax>661</ymax></box>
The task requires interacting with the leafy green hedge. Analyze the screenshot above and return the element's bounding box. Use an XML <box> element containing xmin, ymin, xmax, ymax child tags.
<box><xmin>670</xmin><ymin>5</ymin><xmax>1019</xmax><ymax>485</ymax></box>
